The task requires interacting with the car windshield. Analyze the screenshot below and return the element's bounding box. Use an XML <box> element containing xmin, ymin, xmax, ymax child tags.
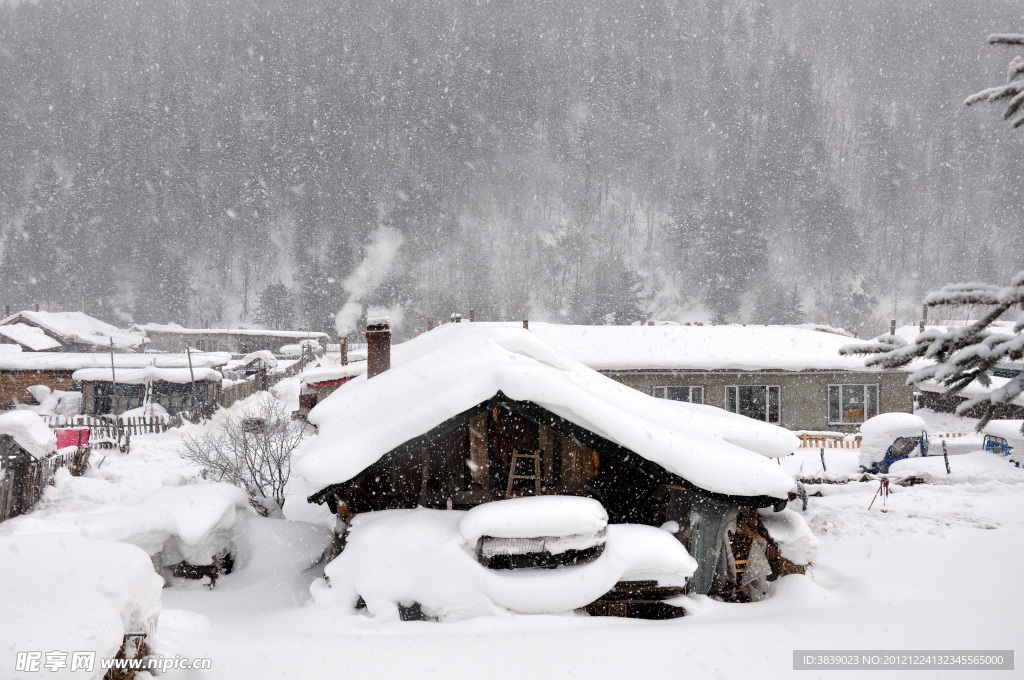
<box><xmin>889</xmin><ymin>436</ymin><xmax>920</xmax><ymax>460</ymax></box>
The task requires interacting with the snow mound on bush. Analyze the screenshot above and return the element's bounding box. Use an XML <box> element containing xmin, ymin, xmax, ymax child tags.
<box><xmin>0</xmin><ymin>534</ymin><xmax>163</xmax><ymax>675</ymax></box>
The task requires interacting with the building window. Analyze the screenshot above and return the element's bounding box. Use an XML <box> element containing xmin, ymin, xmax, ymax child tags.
<box><xmin>652</xmin><ymin>386</ymin><xmax>704</xmax><ymax>404</ymax></box>
<box><xmin>828</xmin><ymin>384</ymin><xmax>879</xmax><ymax>424</ymax></box>
<box><xmin>725</xmin><ymin>385</ymin><xmax>780</xmax><ymax>423</ymax></box>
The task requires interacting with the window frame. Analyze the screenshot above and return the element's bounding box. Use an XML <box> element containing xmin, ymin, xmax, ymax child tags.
<box><xmin>724</xmin><ymin>385</ymin><xmax>781</xmax><ymax>424</ymax></box>
<box><xmin>652</xmin><ymin>385</ymin><xmax>705</xmax><ymax>404</ymax></box>
<box><xmin>827</xmin><ymin>383</ymin><xmax>879</xmax><ymax>424</ymax></box>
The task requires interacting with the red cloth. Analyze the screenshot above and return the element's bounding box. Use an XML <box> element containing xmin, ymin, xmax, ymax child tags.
<box><xmin>55</xmin><ymin>428</ymin><xmax>90</xmax><ymax>449</ymax></box>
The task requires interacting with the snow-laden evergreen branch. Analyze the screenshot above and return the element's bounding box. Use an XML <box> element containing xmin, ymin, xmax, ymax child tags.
<box><xmin>966</xmin><ymin>35</ymin><xmax>1024</xmax><ymax>127</ymax></box>
<box><xmin>841</xmin><ymin>272</ymin><xmax>1024</xmax><ymax>432</ymax></box>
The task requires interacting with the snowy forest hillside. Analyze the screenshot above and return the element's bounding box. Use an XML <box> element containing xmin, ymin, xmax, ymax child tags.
<box><xmin>1</xmin><ymin>0</ymin><xmax>1021</xmax><ymax>338</ymax></box>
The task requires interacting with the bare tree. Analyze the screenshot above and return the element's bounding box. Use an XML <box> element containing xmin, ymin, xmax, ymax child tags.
<box><xmin>965</xmin><ymin>34</ymin><xmax>1024</xmax><ymax>128</ymax></box>
<box><xmin>181</xmin><ymin>396</ymin><xmax>306</xmax><ymax>517</ymax></box>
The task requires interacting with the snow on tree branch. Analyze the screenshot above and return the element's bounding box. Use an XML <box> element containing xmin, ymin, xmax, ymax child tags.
<box><xmin>841</xmin><ymin>272</ymin><xmax>1024</xmax><ymax>432</ymax></box>
<box><xmin>966</xmin><ymin>35</ymin><xmax>1024</xmax><ymax>127</ymax></box>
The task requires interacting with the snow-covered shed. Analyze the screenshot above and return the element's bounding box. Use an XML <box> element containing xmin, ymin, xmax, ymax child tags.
<box><xmin>74</xmin><ymin>366</ymin><xmax>223</xmax><ymax>416</ymax></box>
<box><xmin>0</xmin><ymin>411</ymin><xmax>59</xmax><ymax>520</ymax></box>
<box><xmin>135</xmin><ymin>322</ymin><xmax>330</xmax><ymax>355</ymax></box>
<box><xmin>297</xmin><ymin>322</ymin><xmax>810</xmax><ymax>605</ymax></box>
<box><xmin>0</xmin><ymin>351</ymin><xmax>229</xmax><ymax>411</ymax></box>
<box><xmin>0</xmin><ymin>309</ymin><xmax>148</xmax><ymax>352</ymax></box>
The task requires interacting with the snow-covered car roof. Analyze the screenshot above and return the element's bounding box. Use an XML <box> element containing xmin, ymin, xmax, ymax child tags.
<box><xmin>295</xmin><ymin>324</ymin><xmax>799</xmax><ymax>501</ymax></box>
<box><xmin>1</xmin><ymin>310</ymin><xmax>148</xmax><ymax>350</ymax></box>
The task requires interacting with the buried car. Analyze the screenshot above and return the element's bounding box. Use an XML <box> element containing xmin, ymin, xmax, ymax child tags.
<box><xmin>310</xmin><ymin>497</ymin><xmax>697</xmax><ymax>621</ymax></box>
<box><xmin>858</xmin><ymin>413</ymin><xmax>930</xmax><ymax>474</ymax></box>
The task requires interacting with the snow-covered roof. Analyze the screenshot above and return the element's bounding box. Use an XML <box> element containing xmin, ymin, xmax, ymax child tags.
<box><xmin>522</xmin><ymin>322</ymin><xmax>898</xmax><ymax>372</ymax></box>
<box><xmin>299</xmin><ymin>362</ymin><xmax>366</xmax><ymax>390</ymax></box>
<box><xmin>0</xmin><ymin>323</ymin><xmax>62</xmax><ymax>351</ymax></box>
<box><xmin>0</xmin><ymin>310</ymin><xmax>148</xmax><ymax>350</ymax></box>
<box><xmin>0</xmin><ymin>351</ymin><xmax>230</xmax><ymax>372</ymax></box>
<box><xmin>0</xmin><ymin>411</ymin><xmax>57</xmax><ymax>459</ymax></box>
<box><xmin>135</xmin><ymin>322</ymin><xmax>330</xmax><ymax>340</ymax></box>
<box><xmin>295</xmin><ymin>324</ymin><xmax>799</xmax><ymax>500</ymax></box>
<box><xmin>72</xmin><ymin>366</ymin><xmax>223</xmax><ymax>384</ymax></box>
<box><xmin>242</xmin><ymin>350</ymin><xmax>278</xmax><ymax>368</ymax></box>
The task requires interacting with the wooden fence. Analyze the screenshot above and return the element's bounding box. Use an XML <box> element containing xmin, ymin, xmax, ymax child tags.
<box><xmin>0</xmin><ymin>440</ymin><xmax>90</xmax><ymax>523</ymax></box>
<box><xmin>799</xmin><ymin>432</ymin><xmax>970</xmax><ymax>448</ymax></box>
<box><xmin>218</xmin><ymin>358</ymin><xmax>307</xmax><ymax>410</ymax></box>
<box><xmin>40</xmin><ymin>414</ymin><xmax>186</xmax><ymax>436</ymax></box>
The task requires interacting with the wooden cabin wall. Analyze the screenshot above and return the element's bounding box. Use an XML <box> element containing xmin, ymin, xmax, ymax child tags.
<box><xmin>0</xmin><ymin>370</ymin><xmax>77</xmax><ymax>409</ymax></box>
<box><xmin>340</xmin><ymin>407</ymin><xmax>611</xmax><ymax>512</ymax></box>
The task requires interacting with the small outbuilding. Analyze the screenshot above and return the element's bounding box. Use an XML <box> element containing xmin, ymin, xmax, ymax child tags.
<box><xmin>297</xmin><ymin>322</ymin><xmax>814</xmax><ymax>614</ymax></box>
<box><xmin>73</xmin><ymin>366</ymin><xmax>223</xmax><ymax>417</ymax></box>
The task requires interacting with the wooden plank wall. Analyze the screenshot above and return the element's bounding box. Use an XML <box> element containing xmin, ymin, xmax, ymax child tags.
<box><xmin>0</xmin><ymin>370</ymin><xmax>76</xmax><ymax>409</ymax></box>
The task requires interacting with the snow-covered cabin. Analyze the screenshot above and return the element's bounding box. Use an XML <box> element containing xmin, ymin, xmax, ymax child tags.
<box><xmin>296</xmin><ymin>322</ymin><xmax>812</xmax><ymax>607</ymax></box>
<box><xmin>0</xmin><ymin>351</ymin><xmax>229</xmax><ymax>411</ymax></box>
<box><xmin>134</xmin><ymin>322</ymin><xmax>330</xmax><ymax>355</ymax></box>
<box><xmin>0</xmin><ymin>310</ymin><xmax>148</xmax><ymax>352</ymax></box>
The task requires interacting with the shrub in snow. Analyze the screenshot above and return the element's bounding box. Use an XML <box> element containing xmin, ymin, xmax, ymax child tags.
<box><xmin>181</xmin><ymin>396</ymin><xmax>305</xmax><ymax>517</ymax></box>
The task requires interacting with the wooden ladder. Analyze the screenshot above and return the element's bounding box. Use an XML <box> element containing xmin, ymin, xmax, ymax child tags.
<box><xmin>506</xmin><ymin>449</ymin><xmax>541</xmax><ymax>497</ymax></box>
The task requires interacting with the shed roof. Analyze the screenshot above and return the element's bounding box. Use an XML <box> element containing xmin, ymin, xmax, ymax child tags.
<box><xmin>294</xmin><ymin>324</ymin><xmax>799</xmax><ymax>502</ymax></box>
<box><xmin>0</xmin><ymin>351</ymin><xmax>230</xmax><ymax>372</ymax></box>
<box><xmin>72</xmin><ymin>366</ymin><xmax>222</xmax><ymax>384</ymax></box>
<box><xmin>0</xmin><ymin>324</ymin><xmax>63</xmax><ymax>351</ymax></box>
<box><xmin>135</xmin><ymin>322</ymin><xmax>329</xmax><ymax>340</ymax></box>
<box><xmin>0</xmin><ymin>411</ymin><xmax>57</xmax><ymax>459</ymax></box>
<box><xmin>0</xmin><ymin>311</ymin><xmax>148</xmax><ymax>350</ymax></box>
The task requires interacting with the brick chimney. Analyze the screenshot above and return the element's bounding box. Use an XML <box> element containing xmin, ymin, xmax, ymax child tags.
<box><xmin>366</xmin><ymin>317</ymin><xmax>391</xmax><ymax>378</ymax></box>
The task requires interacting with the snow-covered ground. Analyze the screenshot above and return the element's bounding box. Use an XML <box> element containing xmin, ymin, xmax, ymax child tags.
<box><xmin>3</xmin><ymin>392</ymin><xmax>1022</xmax><ymax>679</ymax></box>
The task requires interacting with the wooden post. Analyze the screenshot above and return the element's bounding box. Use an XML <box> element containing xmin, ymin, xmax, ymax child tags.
<box><xmin>523</xmin><ymin>319</ymin><xmax>529</xmax><ymax>330</ymax></box>
<box><xmin>341</xmin><ymin>337</ymin><xmax>348</xmax><ymax>366</ymax></box>
<box><xmin>890</xmin><ymin>319</ymin><xmax>896</xmax><ymax>336</ymax></box>
<box><xmin>820</xmin><ymin>448</ymin><xmax>827</xmax><ymax>473</ymax></box>
<box><xmin>427</xmin><ymin>317</ymin><xmax>434</xmax><ymax>331</ymax></box>
<box><xmin>186</xmin><ymin>346</ymin><xmax>197</xmax><ymax>415</ymax></box>
<box><xmin>942</xmin><ymin>440</ymin><xmax>951</xmax><ymax>474</ymax></box>
<box><xmin>469</xmin><ymin>309</ymin><xmax>475</xmax><ymax>322</ymax></box>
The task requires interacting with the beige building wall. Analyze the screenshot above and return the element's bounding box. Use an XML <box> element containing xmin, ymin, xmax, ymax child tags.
<box><xmin>601</xmin><ymin>370</ymin><xmax>913</xmax><ymax>433</ymax></box>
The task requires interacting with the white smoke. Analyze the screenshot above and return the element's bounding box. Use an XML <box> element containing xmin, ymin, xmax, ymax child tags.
<box><xmin>334</xmin><ymin>227</ymin><xmax>404</xmax><ymax>337</ymax></box>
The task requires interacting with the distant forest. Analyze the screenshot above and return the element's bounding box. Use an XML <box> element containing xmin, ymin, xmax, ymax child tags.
<box><xmin>1</xmin><ymin>0</ymin><xmax>1022</xmax><ymax>338</ymax></box>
